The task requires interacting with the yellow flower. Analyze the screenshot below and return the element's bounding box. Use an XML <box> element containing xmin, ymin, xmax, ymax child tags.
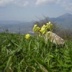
<box><xmin>34</xmin><ymin>24</ymin><xmax>37</xmax><ymax>27</ymax></box>
<box><xmin>46</xmin><ymin>21</ymin><xmax>51</xmax><ymax>24</ymax></box>
<box><xmin>36</xmin><ymin>27</ymin><xmax>40</xmax><ymax>31</ymax></box>
<box><xmin>25</xmin><ymin>34</ymin><xmax>31</xmax><ymax>39</ymax></box>
<box><xmin>48</xmin><ymin>21</ymin><xmax>51</xmax><ymax>24</ymax></box>
<box><xmin>46</xmin><ymin>22</ymin><xmax>53</xmax><ymax>31</ymax></box>
<box><xmin>42</xmin><ymin>25</ymin><xmax>46</xmax><ymax>28</ymax></box>
<box><xmin>33</xmin><ymin>24</ymin><xmax>40</xmax><ymax>33</ymax></box>
<box><xmin>40</xmin><ymin>26</ymin><xmax>46</xmax><ymax>34</ymax></box>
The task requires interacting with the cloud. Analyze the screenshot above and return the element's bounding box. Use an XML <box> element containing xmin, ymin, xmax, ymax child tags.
<box><xmin>0</xmin><ymin>0</ymin><xmax>14</xmax><ymax>6</ymax></box>
<box><xmin>56</xmin><ymin>0</ymin><xmax>72</xmax><ymax>11</ymax></box>
<box><xmin>23</xmin><ymin>1</ymin><xmax>29</xmax><ymax>6</ymax></box>
<box><xmin>36</xmin><ymin>0</ymin><xmax>48</xmax><ymax>5</ymax></box>
<box><xmin>0</xmin><ymin>0</ymin><xmax>72</xmax><ymax>12</ymax></box>
<box><xmin>14</xmin><ymin>0</ymin><xmax>29</xmax><ymax>7</ymax></box>
<box><xmin>35</xmin><ymin>0</ymin><xmax>72</xmax><ymax>11</ymax></box>
<box><xmin>0</xmin><ymin>0</ymin><xmax>29</xmax><ymax>7</ymax></box>
<box><xmin>36</xmin><ymin>0</ymin><xmax>55</xmax><ymax>5</ymax></box>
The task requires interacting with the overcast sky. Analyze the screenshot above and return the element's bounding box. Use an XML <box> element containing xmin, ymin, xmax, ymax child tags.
<box><xmin>0</xmin><ymin>0</ymin><xmax>72</xmax><ymax>21</ymax></box>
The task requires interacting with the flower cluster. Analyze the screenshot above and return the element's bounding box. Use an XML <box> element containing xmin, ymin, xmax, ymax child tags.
<box><xmin>33</xmin><ymin>21</ymin><xmax>53</xmax><ymax>34</ymax></box>
<box><xmin>25</xmin><ymin>21</ymin><xmax>53</xmax><ymax>39</ymax></box>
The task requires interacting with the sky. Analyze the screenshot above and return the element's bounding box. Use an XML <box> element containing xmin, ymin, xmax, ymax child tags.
<box><xmin>0</xmin><ymin>0</ymin><xmax>72</xmax><ymax>21</ymax></box>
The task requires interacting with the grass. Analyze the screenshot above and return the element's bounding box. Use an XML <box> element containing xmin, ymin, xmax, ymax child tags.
<box><xmin>0</xmin><ymin>33</ymin><xmax>72</xmax><ymax>72</ymax></box>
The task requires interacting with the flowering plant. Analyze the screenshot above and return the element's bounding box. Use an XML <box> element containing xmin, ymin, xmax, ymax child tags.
<box><xmin>25</xmin><ymin>21</ymin><xmax>53</xmax><ymax>39</ymax></box>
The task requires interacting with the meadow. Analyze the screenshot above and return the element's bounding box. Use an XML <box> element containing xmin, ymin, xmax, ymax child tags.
<box><xmin>0</xmin><ymin>22</ymin><xmax>72</xmax><ymax>72</ymax></box>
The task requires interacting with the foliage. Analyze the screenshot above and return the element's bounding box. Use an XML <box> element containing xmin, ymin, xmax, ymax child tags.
<box><xmin>0</xmin><ymin>31</ymin><xmax>72</xmax><ymax>72</ymax></box>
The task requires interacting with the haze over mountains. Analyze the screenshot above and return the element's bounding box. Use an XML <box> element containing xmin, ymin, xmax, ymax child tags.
<box><xmin>0</xmin><ymin>13</ymin><xmax>72</xmax><ymax>33</ymax></box>
<box><xmin>0</xmin><ymin>21</ymin><xmax>33</xmax><ymax>33</ymax></box>
<box><xmin>50</xmin><ymin>13</ymin><xmax>72</xmax><ymax>29</ymax></box>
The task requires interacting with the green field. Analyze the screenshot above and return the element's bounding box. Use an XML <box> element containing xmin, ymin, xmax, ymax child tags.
<box><xmin>0</xmin><ymin>33</ymin><xmax>72</xmax><ymax>72</ymax></box>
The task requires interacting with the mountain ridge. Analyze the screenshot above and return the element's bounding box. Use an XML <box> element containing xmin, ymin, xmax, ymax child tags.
<box><xmin>50</xmin><ymin>13</ymin><xmax>72</xmax><ymax>29</ymax></box>
<box><xmin>0</xmin><ymin>13</ymin><xmax>72</xmax><ymax>33</ymax></box>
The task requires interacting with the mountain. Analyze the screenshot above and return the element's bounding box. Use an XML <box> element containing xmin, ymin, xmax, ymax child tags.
<box><xmin>0</xmin><ymin>13</ymin><xmax>72</xmax><ymax>33</ymax></box>
<box><xmin>50</xmin><ymin>13</ymin><xmax>72</xmax><ymax>29</ymax></box>
<box><xmin>0</xmin><ymin>21</ymin><xmax>33</xmax><ymax>33</ymax></box>
<box><xmin>57</xmin><ymin>13</ymin><xmax>72</xmax><ymax>19</ymax></box>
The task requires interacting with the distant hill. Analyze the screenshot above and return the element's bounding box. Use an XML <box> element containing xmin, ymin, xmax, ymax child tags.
<box><xmin>0</xmin><ymin>20</ymin><xmax>21</xmax><ymax>25</ymax></box>
<box><xmin>0</xmin><ymin>13</ymin><xmax>72</xmax><ymax>33</ymax></box>
<box><xmin>0</xmin><ymin>21</ymin><xmax>33</xmax><ymax>33</ymax></box>
<box><xmin>50</xmin><ymin>13</ymin><xmax>72</xmax><ymax>29</ymax></box>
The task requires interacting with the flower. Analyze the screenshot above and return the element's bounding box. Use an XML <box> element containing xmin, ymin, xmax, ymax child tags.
<box><xmin>42</xmin><ymin>25</ymin><xmax>46</xmax><ymax>28</ymax></box>
<box><xmin>36</xmin><ymin>27</ymin><xmax>40</xmax><ymax>31</ymax></box>
<box><xmin>46</xmin><ymin>21</ymin><xmax>51</xmax><ymax>24</ymax></box>
<box><xmin>25</xmin><ymin>34</ymin><xmax>31</xmax><ymax>39</ymax></box>
<box><xmin>33</xmin><ymin>24</ymin><xmax>40</xmax><ymax>33</ymax></box>
<box><xmin>40</xmin><ymin>25</ymin><xmax>47</xmax><ymax>34</ymax></box>
<box><xmin>49</xmin><ymin>21</ymin><xmax>51</xmax><ymax>24</ymax></box>
<box><xmin>32</xmin><ymin>22</ymin><xmax>53</xmax><ymax>35</ymax></box>
<box><xmin>34</xmin><ymin>24</ymin><xmax>37</xmax><ymax>27</ymax></box>
<box><xmin>46</xmin><ymin>22</ymin><xmax>53</xmax><ymax>31</ymax></box>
